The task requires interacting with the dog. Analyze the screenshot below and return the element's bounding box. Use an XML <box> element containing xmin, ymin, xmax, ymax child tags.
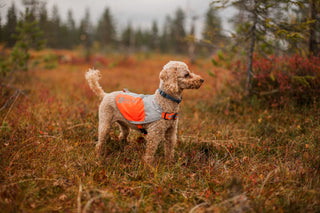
<box><xmin>85</xmin><ymin>61</ymin><xmax>204</xmax><ymax>165</ymax></box>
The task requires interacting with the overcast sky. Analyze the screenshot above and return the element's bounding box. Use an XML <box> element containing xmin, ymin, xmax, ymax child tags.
<box><xmin>0</xmin><ymin>0</ymin><xmax>235</xmax><ymax>37</ymax></box>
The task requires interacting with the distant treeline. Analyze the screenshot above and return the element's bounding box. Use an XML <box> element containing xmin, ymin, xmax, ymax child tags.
<box><xmin>0</xmin><ymin>0</ymin><xmax>319</xmax><ymax>57</ymax></box>
<box><xmin>0</xmin><ymin>1</ymin><xmax>224</xmax><ymax>54</ymax></box>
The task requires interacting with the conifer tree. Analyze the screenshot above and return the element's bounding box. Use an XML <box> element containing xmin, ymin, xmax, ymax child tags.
<box><xmin>4</xmin><ymin>3</ymin><xmax>18</xmax><ymax>47</ymax></box>
<box><xmin>202</xmin><ymin>6</ymin><xmax>223</xmax><ymax>44</ymax></box>
<box><xmin>212</xmin><ymin>0</ymin><xmax>313</xmax><ymax>94</ymax></box>
<box><xmin>96</xmin><ymin>8</ymin><xmax>116</xmax><ymax>48</ymax></box>
<box><xmin>66</xmin><ymin>10</ymin><xmax>77</xmax><ymax>48</ymax></box>
<box><xmin>308</xmin><ymin>0</ymin><xmax>320</xmax><ymax>56</ymax></box>
<box><xmin>79</xmin><ymin>8</ymin><xmax>93</xmax><ymax>61</ymax></box>
<box><xmin>160</xmin><ymin>16</ymin><xmax>173</xmax><ymax>53</ymax></box>
<box><xmin>38</xmin><ymin>2</ymin><xmax>49</xmax><ymax>44</ymax></box>
<box><xmin>48</xmin><ymin>5</ymin><xmax>61</xmax><ymax>48</ymax></box>
<box><xmin>121</xmin><ymin>23</ymin><xmax>134</xmax><ymax>48</ymax></box>
<box><xmin>11</xmin><ymin>8</ymin><xmax>45</xmax><ymax>71</ymax></box>
<box><xmin>150</xmin><ymin>21</ymin><xmax>159</xmax><ymax>49</ymax></box>
<box><xmin>172</xmin><ymin>8</ymin><xmax>186</xmax><ymax>53</ymax></box>
<box><xmin>0</xmin><ymin>16</ymin><xmax>2</xmax><ymax>43</ymax></box>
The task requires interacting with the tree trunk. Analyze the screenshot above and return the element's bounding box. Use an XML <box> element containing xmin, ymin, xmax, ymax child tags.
<box><xmin>246</xmin><ymin>2</ymin><xmax>258</xmax><ymax>95</ymax></box>
<box><xmin>308</xmin><ymin>0</ymin><xmax>318</xmax><ymax>56</ymax></box>
<box><xmin>246</xmin><ymin>32</ymin><xmax>255</xmax><ymax>95</ymax></box>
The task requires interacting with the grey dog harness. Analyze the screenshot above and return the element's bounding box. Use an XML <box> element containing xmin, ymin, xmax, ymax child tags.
<box><xmin>115</xmin><ymin>89</ymin><xmax>179</xmax><ymax>134</ymax></box>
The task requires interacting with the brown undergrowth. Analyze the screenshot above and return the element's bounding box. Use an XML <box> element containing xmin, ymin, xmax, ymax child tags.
<box><xmin>0</xmin><ymin>52</ymin><xmax>319</xmax><ymax>212</ymax></box>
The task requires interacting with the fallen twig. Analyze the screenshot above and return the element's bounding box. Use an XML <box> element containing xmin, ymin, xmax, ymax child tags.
<box><xmin>82</xmin><ymin>190</ymin><xmax>113</xmax><ymax>213</ymax></box>
<box><xmin>1</xmin><ymin>90</ymin><xmax>20</xmax><ymax>124</ymax></box>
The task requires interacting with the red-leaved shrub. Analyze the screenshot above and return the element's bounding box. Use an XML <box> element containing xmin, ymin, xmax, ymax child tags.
<box><xmin>251</xmin><ymin>54</ymin><xmax>320</xmax><ymax>106</ymax></box>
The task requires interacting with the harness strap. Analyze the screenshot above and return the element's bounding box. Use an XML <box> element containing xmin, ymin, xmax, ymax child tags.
<box><xmin>137</xmin><ymin>124</ymin><xmax>148</xmax><ymax>135</ymax></box>
<box><xmin>162</xmin><ymin>112</ymin><xmax>178</xmax><ymax>120</ymax></box>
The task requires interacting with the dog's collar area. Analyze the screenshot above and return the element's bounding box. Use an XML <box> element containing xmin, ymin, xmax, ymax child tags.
<box><xmin>158</xmin><ymin>88</ymin><xmax>182</xmax><ymax>104</ymax></box>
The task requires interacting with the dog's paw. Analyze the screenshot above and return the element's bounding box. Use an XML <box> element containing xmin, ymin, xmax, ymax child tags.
<box><xmin>95</xmin><ymin>143</ymin><xmax>106</xmax><ymax>157</ymax></box>
<box><xmin>143</xmin><ymin>155</ymin><xmax>154</xmax><ymax>166</ymax></box>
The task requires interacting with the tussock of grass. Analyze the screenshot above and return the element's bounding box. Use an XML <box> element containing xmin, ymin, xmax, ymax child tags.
<box><xmin>1</xmin><ymin>53</ymin><xmax>320</xmax><ymax>212</ymax></box>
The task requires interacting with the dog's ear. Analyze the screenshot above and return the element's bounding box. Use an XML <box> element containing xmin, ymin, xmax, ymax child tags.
<box><xmin>160</xmin><ymin>65</ymin><xmax>179</xmax><ymax>94</ymax></box>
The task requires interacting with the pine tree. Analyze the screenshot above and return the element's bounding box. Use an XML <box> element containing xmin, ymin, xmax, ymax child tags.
<box><xmin>308</xmin><ymin>0</ymin><xmax>320</xmax><ymax>56</ymax></box>
<box><xmin>11</xmin><ymin>8</ymin><xmax>45</xmax><ymax>71</ymax></box>
<box><xmin>96</xmin><ymin>8</ymin><xmax>116</xmax><ymax>48</ymax></box>
<box><xmin>121</xmin><ymin>23</ymin><xmax>134</xmax><ymax>48</ymax></box>
<box><xmin>66</xmin><ymin>10</ymin><xmax>77</xmax><ymax>48</ymax></box>
<box><xmin>150</xmin><ymin>21</ymin><xmax>159</xmax><ymax>50</ymax></box>
<box><xmin>4</xmin><ymin>3</ymin><xmax>18</xmax><ymax>47</ymax></box>
<box><xmin>160</xmin><ymin>16</ymin><xmax>173</xmax><ymax>53</ymax></box>
<box><xmin>212</xmin><ymin>0</ymin><xmax>315</xmax><ymax>94</ymax></box>
<box><xmin>0</xmin><ymin>16</ymin><xmax>2</xmax><ymax>43</ymax></box>
<box><xmin>188</xmin><ymin>16</ymin><xmax>197</xmax><ymax>64</ymax></box>
<box><xmin>48</xmin><ymin>5</ymin><xmax>61</xmax><ymax>48</ymax></box>
<box><xmin>172</xmin><ymin>8</ymin><xmax>187</xmax><ymax>53</ymax></box>
<box><xmin>79</xmin><ymin>8</ymin><xmax>93</xmax><ymax>61</ymax></box>
<box><xmin>202</xmin><ymin>6</ymin><xmax>223</xmax><ymax>44</ymax></box>
<box><xmin>134</xmin><ymin>28</ymin><xmax>144</xmax><ymax>49</ymax></box>
<box><xmin>38</xmin><ymin>2</ymin><xmax>49</xmax><ymax>45</ymax></box>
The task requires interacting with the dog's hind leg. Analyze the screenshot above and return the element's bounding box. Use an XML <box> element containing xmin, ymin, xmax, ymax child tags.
<box><xmin>117</xmin><ymin>121</ymin><xmax>130</xmax><ymax>142</ymax></box>
<box><xmin>96</xmin><ymin>111</ymin><xmax>112</xmax><ymax>157</ymax></box>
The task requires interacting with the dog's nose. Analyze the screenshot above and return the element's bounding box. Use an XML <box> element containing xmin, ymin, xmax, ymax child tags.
<box><xmin>200</xmin><ymin>79</ymin><xmax>204</xmax><ymax>83</ymax></box>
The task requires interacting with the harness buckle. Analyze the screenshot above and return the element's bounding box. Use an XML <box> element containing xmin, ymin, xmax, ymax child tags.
<box><xmin>162</xmin><ymin>112</ymin><xmax>178</xmax><ymax>120</ymax></box>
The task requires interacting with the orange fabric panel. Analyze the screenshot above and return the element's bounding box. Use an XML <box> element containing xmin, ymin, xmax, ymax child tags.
<box><xmin>116</xmin><ymin>94</ymin><xmax>145</xmax><ymax>122</ymax></box>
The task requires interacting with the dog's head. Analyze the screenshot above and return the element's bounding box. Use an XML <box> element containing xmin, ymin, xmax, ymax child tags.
<box><xmin>159</xmin><ymin>61</ymin><xmax>204</xmax><ymax>95</ymax></box>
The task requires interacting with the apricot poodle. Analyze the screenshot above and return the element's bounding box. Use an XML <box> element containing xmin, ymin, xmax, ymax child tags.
<box><xmin>85</xmin><ymin>61</ymin><xmax>204</xmax><ymax>165</ymax></box>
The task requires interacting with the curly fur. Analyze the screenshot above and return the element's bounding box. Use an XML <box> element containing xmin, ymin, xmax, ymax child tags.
<box><xmin>85</xmin><ymin>61</ymin><xmax>204</xmax><ymax>165</ymax></box>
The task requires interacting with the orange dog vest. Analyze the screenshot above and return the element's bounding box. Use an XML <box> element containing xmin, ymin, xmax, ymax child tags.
<box><xmin>115</xmin><ymin>90</ymin><xmax>178</xmax><ymax>134</ymax></box>
<box><xmin>115</xmin><ymin>91</ymin><xmax>163</xmax><ymax>124</ymax></box>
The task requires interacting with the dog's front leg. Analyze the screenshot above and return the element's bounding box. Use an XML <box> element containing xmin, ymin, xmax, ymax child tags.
<box><xmin>164</xmin><ymin>123</ymin><xmax>177</xmax><ymax>163</ymax></box>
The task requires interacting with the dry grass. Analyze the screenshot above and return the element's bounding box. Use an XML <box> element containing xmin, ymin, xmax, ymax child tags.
<box><xmin>1</xmin><ymin>52</ymin><xmax>319</xmax><ymax>212</ymax></box>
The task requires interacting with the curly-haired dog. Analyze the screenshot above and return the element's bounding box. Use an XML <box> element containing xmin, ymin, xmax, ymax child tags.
<box><xmin>85</xmin><ymin>61</ymin><xmax>204</xmax><ymax>164</ymax></box>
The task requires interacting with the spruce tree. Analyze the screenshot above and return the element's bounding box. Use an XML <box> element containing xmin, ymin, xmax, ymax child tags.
<box><xmin>48</xmin><ymin>5</ymin><xmax>61</xmax><ymax>48</ymax></box>
<box><xmin>11</xmin><ymin>8</ymin><xmax>45</xmax><ymax>71</ymax></box>
<box><xmin>38</xmin><ymin>2</ymin><xmax>49</xmax><ymax>46</ymax></box>
<box><xmin>0</xmin><ymin>16</ymin><xmax>2</xmax><ymax>43</ymax></box>
<box><xmin>121</xmin><ymin>23</ymin><xmax>134</xmax><ymax>48</ymax></box>
<box><xmin>66</xmin><ymin>10</ymin><xmax>77</xmax><ymax>48</ymax></box>
<box><xmin>79</xmin><ymin>8</ymin><xmax>93</xmax><ymax>61</ymax></box>
<box><xmin>151</xmin><ymin>21</ymin><xmax>159</xmax><ymax>50</ymax></box>
<box><xmin>160</xmin><ymin>16</ymin><xmax>173</xmax><ymax>53</ymax></box>
<box><xmin>172</xmin><ymin>8</ymin><xmax>186</xmax><ymax>53</ymax></box>
<box><xmin>4</xmin><ymin>3</ymin><xmax>18</xmax><ymax>47</ymax></box>
<box><xmin>202</xmin><ymin>6</ymin><xmax>223</xmax><ymax>43</ymax></box>
<box><xmin>212</xmin><ymin>0</ymin><xmax>314</xmax><ymax>94</ymax></box>
<box><xmin>96</xmin><ymin>8</ymin><xmax>116</xmax><ymax>48</ymax></box>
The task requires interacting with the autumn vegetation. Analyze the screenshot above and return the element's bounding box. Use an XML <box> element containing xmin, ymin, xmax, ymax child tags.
<box><xmin>1</xmin><ymin>0</ymin><xmax>320</xmax><ymax>212</ymax></box>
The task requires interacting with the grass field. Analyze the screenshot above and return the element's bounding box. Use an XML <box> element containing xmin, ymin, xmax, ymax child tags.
<box><xmin>1</xmin><ymin>51</ymin><xmax>320</xmax><ymax>212</ymax></box>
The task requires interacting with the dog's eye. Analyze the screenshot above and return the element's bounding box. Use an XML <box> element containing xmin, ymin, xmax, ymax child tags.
<box><xmin>184</xmin><ymin>73</ymin><xmax>190</xmax><ymax>78</ymax></box>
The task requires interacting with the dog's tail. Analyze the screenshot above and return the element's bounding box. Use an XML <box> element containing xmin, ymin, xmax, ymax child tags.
<box><xmin>85</xmin><ymin>69</ymin><xmax>105</xmax><ymax>99</ymax></box>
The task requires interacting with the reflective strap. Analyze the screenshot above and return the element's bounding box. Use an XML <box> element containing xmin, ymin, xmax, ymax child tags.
<box><xmin>137</xmin><ymin>124</ymin><xmax>148</xmax><ymax>135</ymax></box>
<box><xmin>161</xmin><ymin>112</ymin><xmax>178</xmax><ymax>120</ymax></box>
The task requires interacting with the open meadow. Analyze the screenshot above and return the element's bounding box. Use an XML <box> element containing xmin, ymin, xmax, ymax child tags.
<box><xmin>1</xmin><ymin>51</ymin><xmax>320</xmax><ymax>212</ymax></box>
